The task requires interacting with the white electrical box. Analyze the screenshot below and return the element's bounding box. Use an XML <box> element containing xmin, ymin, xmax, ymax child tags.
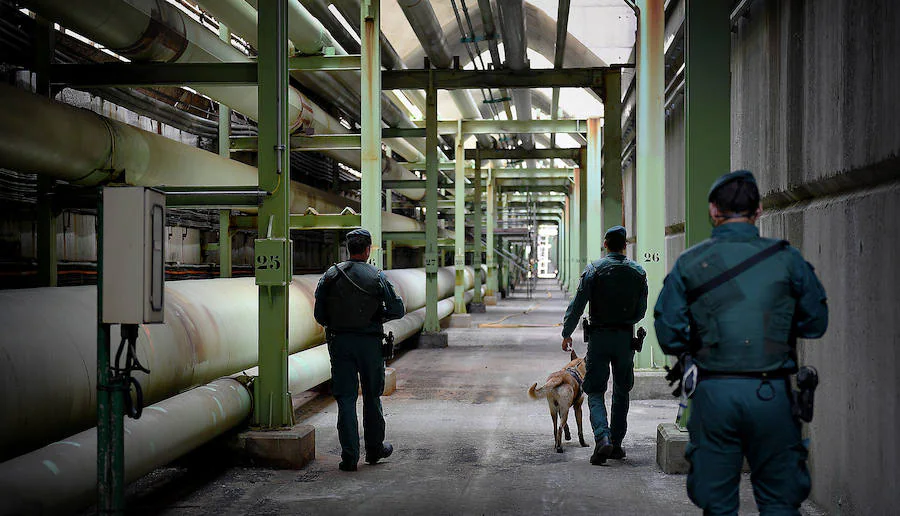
<box><xmin>102</xmin><ymin>187</ymin><xmax>166</xmax><ymax>324</ymax></box>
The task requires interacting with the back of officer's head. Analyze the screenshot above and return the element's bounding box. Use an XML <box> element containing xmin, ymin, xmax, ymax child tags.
<box><xmin>604</xmin><ymin>233</ymin><xmax>626</xmax><ymax>253</ymax></box>
<box><xmin>711</xmin><ymin>179</ymin><xmax>760</xmax><ymax>217</ymax></box>
<box><xmin>347</xmin><ymin>237</ymin><xmax>369</xmax><ymax>256</ymax></box>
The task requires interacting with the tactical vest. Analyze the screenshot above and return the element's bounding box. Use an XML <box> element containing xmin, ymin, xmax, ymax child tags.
<box><xmin>324</xmin><ymin>261</ymin><xmax>382</xmax><ymax>332</ymax></box>
<box><xmin>588</xmin><ymin>258</ymin><xmax>645</xmax><ymax>327</ymax></box>
<box><xmin>680</xmin><ymin>239</ymin><xmax>797</xmax><ymax>372</ymax></box>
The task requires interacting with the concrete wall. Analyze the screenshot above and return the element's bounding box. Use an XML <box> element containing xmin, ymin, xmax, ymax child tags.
<box><xmin>732</xmin><ymin>2</ymin><xmax>900</xmax><ymax>513</ymax></box>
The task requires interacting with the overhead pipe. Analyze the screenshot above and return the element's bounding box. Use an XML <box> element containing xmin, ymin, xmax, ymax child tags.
<box><xmin>496</xmin><ymin>0</ymin><xmax>536</xmax><ymax>162</ymax></box>
<box><xmin>397</xmin><ymin>0</ymin><xmax>494</xmax><ymax>150</ymax></box>
<box><xmin>21</xmin><ymin>0</ymin><xmax>426</xmax><ymax>199</ymax></box>
<box><xmin>0</xmin><ymin>84</ymin><xmax>398</xmax><ymax>211</ymax></box>
<box><xmin>0</xmin><ymin>279</ymin><xmax>484</xmax><ymax>515</ymax></box>
<box><xmin>0</xmin><ymin>266</ymin><xmax>475</xmax><ymax>460</ymax></box>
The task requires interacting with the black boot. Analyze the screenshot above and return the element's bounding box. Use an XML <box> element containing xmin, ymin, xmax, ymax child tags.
<box><xmin>365</xmin><ymin>442</ymin><xmax>394</xmax><ymax>465</ymax></box>
<box><xmin>590</xmin><ymin>436</ymin><xmax>613</xmax><ymax>465</ymax></box>
<box><xmin>338</xmin><ymin>460</ymin><xmax>357</xmax><ymax>472</ymax></box>
<box><xmin>610</xmin><ymin>443</ymin><xmax>626</xmax><ymax>460</ymax></box>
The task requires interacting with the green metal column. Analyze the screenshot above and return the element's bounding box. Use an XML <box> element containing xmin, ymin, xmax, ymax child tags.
<box><xmin>218</xmin><ymin>25</ymin><xmax>233</xmax><ymax>279</ymax></box>
<box><xmin>472</xmin><ymin>147</ymin><xmax>484</xmax><ymax>304</ymax></box>
<box><xmin>423</xmin><ymin>71</ymin><xmax>440</xmax><ymax>332</ymax></box>
<box><xmin>568</xmin><ymin>169</ymin><xmax>582</xmax><ymax>293</ymax></box>
<box><xmin>486</xmin><ymin>170</ymin><xmax>497</xmax><ymax>296</ymax></box>
<box><xmin>635</xmin><ymin>0</ymin><xmax>666</xmax><ymax>369</ymax></box>
<box><xmin>361</xmin><ymin>0</ymin><xmax>383</xmax><ymax>267</ymax></box>
<box><xmin>685</xmin><ymin>0</ymin><xmax>731</xmax><ymax>247</ymax></box>
<box><xmin>34</xmin><ymin>16</ymin><xmax>56</xmax><ymax>287</ymax></box>
<box><xmin>586</xmin><ymin>117</ymin><xmax>603</xmax><ymax>259</ymax></box>
<box><xmin>602</xmin><ymin>69</ymin><xmax>624</xmax><ymax>229</ymax></box>
<box><xmin>385</xmin><ymin>189</ymin><xmax>394</xmax><ymax>269</ymax></box>
<box><xmin>255</xmin><ymin>0</ymin><xmax>292</xmax><ymax>428</ymax></box>
<box><xmin>453</xmin><ymin>121</ymin><xmax>466</xmax><ymax>314</ymax></box>
<box><xmin>558</xmin><ymin>201</ymin><xmax>566</xmax><ymax>286</ymax></box>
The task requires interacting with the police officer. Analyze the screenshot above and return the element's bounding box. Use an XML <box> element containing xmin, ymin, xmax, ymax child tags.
<box><xmin>314</xmin><ymin>228</ymin><xmax>405</xmax><ymax>472</ymax></box>
<box><xmin>561</xmin><ymin>226</ymin><xmax>648</xmax><ymax>465</ymax></box>
<box><xmin>654</xmin><ymin>170</ymin><xmax>828</xmax><ymax>514</ymax></box>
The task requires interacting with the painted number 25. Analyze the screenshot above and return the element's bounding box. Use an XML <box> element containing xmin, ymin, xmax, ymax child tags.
<box><xmin>255</xmin><ymin>255</ymin><xmax>282</xmax><ymax>270</ymax></box>
<box><xmin>643</xmin><ymin>251</ymin><xmax>661</xmax><ymax>263</ymax></box>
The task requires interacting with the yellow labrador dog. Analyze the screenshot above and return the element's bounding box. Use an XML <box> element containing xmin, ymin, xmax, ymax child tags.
<box><xmin>528</xmin><ymin>350</ymin><xmax>590</xmax><ymax>453</ymax></box>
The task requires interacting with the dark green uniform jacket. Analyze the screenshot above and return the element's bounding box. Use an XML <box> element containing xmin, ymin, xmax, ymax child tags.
<box><xmin>654</xmin><ymin>223</ymin><xmax>828</xmax><ymax>372</ymax></box>
<box><xmin>562</xmin><ymin>253</ymin><xmax>648</xmax><ymax>339</ymax></box>
<box><xmin>313</xmin><ymin>260</ymin><xmax>405</xmax><ymax>333</ymax></box>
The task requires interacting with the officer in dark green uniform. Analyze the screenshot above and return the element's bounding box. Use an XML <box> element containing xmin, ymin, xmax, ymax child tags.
<box><xmin>654</xmin><ymin>170</ymin><xmax>828</xmax><ymax>515</ymax></box>
<box><xmin>314</xmin><ymin>228</ymin><xmax>405</xmax><ymax>472</ymax></box>
<box><xmin>561</xmin><ymin>226</ymin><xmax>648</xmax><ymax>465</ymax></box>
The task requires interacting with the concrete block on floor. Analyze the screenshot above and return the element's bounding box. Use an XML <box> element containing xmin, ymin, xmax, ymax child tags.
<box><xmin>468</xmin><ymin>302</ymin><xmax>486</xmax><ymax>313</ymax></box>
<box><xmin>484</xmin><ymin>295</ymin><xmax>498</xmax><ymax>306</ymax></box>
<box><xmin>657</xmin><ymin>422</ymin><xmax>690</xmax><ymax>474</ymax></box>
<box><xmin>383</xmin><ymin>367</ymin><xmax>397</xmax><ymax>396</ymax></box>
<box><xmin>418</xmin><ymin>331</ymin><xmax>448</xmax><ymax>348</ymax></box>
<box><xmin>632</xmin><ymin>371</ymin><xmax>672</xmax><ymax>400</ymax></box>
<box><xmin>448</xmin><ymin>313</ymin><xmax>472</xmax><ymax>328</ymax></box>
<box><xmin>232</xmin><ymin>424</ymin><xmax>315</xmax><ymax>470</ymax></box>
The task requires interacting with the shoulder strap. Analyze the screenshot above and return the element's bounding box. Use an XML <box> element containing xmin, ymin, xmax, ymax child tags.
<box><xmin>686</xmin><ymin>240</ymin><xmax>789</xmax><ymax>305</ymax></box>
<box><xmin>335</xmin><ymin>262</ymin><xmax>379</xmax><ymax>297</ymax></box>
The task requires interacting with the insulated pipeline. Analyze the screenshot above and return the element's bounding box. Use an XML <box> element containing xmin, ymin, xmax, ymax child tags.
<box><xmin>0</xmin><ymin>267</ymin><xmax>477</xmax><ymax>461</ymax></box>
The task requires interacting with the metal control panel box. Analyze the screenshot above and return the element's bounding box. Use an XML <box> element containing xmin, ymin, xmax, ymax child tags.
<box><xmin>102</xmin><ymin>187</ymin><xmax>166</xmax><ymax>324</ymax></box>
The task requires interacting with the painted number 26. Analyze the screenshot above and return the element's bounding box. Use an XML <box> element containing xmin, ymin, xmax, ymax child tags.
<box><xmin>643</xmin><ymin>251</ymin><xmax>661</xmax><ymax>263</ymax></box>
<box><xmin>255</xmin><ymin>255</ymin><xmax>282</xmax><ymax>270</ymax></box>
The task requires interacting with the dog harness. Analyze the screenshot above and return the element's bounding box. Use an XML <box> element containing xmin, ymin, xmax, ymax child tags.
<box><xmin>566</xmin><ymin>367</ymin><xmax>584</xmax><ymax>398</ymax></box>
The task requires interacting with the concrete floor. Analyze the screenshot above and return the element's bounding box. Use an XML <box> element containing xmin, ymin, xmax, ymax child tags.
<box><xmin>123</xmin><ymin>278</ymin><xmax>825</xmax><ymax>515</ymax></box>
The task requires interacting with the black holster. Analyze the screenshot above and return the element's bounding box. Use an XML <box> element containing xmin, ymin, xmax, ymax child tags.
<box><xmin>791</xmin><ymin>366</ymin><xmax>818</xmax><ymax>423</ymax></box>
<box><xmin>631</xmin><ymin>327</ymin><xmax>647</xmax><ymax>352</ymax></box>
<box><xmin>382</xmin><ymin>331</ymin><xmax>395</xmax><ymax>361</ymax></box>
<box><xmin>582</xmin><ymin>317</ymin><xmax>591</xmax><ymax>342</ymax></box>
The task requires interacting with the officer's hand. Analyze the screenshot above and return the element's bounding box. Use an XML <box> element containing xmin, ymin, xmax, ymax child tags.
<box><xmin>561</xmin><ymin>337</ymin><xmax>573</xmax><ymax>352</ymax></box>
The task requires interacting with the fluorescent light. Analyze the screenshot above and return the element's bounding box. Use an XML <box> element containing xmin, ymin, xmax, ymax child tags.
<box><xmin>328</xmin><ymin>4</ymin><xmax>360</xmax><ymax>45</ymax></box>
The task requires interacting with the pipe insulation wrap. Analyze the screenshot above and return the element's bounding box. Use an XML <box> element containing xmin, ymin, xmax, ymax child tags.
<box><xmin>0</xmin><ymin>378</ymin><xmax>253</xmax><ymax>516</ymax></box>
<box><xmin>0</xmin><ymin>267</ymin><xmax>478</xmax><ymax>461</ymax></box>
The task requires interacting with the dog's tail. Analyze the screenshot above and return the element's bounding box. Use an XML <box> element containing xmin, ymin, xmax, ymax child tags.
<box><xmin>528</xmin><ymin>377</ymin><xmax>564</xmax><ymax>399</ymax></box>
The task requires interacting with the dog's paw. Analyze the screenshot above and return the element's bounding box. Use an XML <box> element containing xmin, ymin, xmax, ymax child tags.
<box><xmin>580</xmin><ymin>441</ymin><xmax>590</xmax><ymax>447</ymax></box>
<box><xmin>556</xmin><ymin>446</ymin><xmax>564</xmax><ymax>453</ymax></box>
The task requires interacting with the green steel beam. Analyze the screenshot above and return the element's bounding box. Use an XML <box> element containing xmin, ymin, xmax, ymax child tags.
<box><xmin>634</xmin><ymin>0</ymin><xmax>667</xmax><ymax>369</ymax></box>
<box><xmin>49</xmin><ymin>62</ymin><xmax>258</xmax><ymax>87</ymax></box>
<box><xmin>291</xmin><ymin>213</ymin><xmax>362</xmax><ymax>229</ymax></box>
<box><xmin>424</xmin><ymin>72</ymin><xmax>440</xmax><ymax>332</ymax></box>
<box><xmin>384</xmin><ymin>119</ymin><xmax>588</xmax><ymax>138</ymax></box>
<box><xmin>288</xmin><ymin>54</ymin><xmax>362</xmax><ymax>71</ymax></box>
<box><xmin>586</xmin><ymin>117</ymin><xmax>603</xmax><ymax>258</ymax></box>
<box><xmin>473</xmin><ymin>147</ymin><xmax>484</xmax><ymax>304</ymax></box>
<box><xmin>486</xmin><ymin>173</ymin><xmax>497</xmax><ymax>296</ymax></box>
<box><xmin>498</xmin><ymin>185</ymin><xmax>570</xmax><ymax>193</ymax></box>
<box><xmin>472</xmin><ymin>168</ymin><xmax>574</xmax><ymax>179</ymax></box>
<box><xmin>339</xmin><ymin>179</ymin><xmax>451</xmax><ymax>190</ymax></box>
<box><xmin>685</xmin><ymin>0</ymin><xmax>731</xmax><ymax>247</ymax></box>
<box><xmin>361</xmin><ymin>0</ymin><xmax>382</xmax><ymax>267</ymax></box>
<box><xmin>505</xmin><ymin>193</ymin><xmax>567</xmax><ymax>203</ymax></box>
<box><xmin>218</xmin><ymin>23</ymin><xmax>233</xmax><ymax>280</ymax></box>
<box><xmin>255</xmin><ymin>0</ymin><xmax>291</xmax><ymax>428</ymax></box>
<box><xmin>230</xmin><ymin>134</ymin><xmax>361</xmax><ymax>151</ymax></box>
<box><xmin>602</xmin><ymin>69</ymin><xmax>624</xmax><ymax>230</ymax></box>
<box><xmin>496</xmin><ymin>177</ymin><xmax>573</xmax><ymax>188</ymax></box>
<box><xmin>453</xmin><ymin>121</ymin><xmax>467</xmax><ymax>314</ymax></box>
<box><xmin>400</xmin><ymin>161</ymin><xmax>458</xmax><ymax>171</ymax></box>
<box><xmin>464</xmin><ymin>148</ymin><xmax>583</xmax><ymax>160</ymax></box>
<box><xmin>160</xmin><ymin>186</ymin><xmax>266</xmax><ymax>208</ymax></box>
<box><xmin>382</xmin><ymin>67</ymin><xmax>618</xmax><ymax>90</ymax></box>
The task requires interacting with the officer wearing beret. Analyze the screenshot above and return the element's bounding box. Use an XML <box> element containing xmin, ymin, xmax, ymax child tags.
<box><xmin>561</xmin><ymin>225</ymin><xmax>648</xmax><ymax>465</ymax></box>
<box><xmin>654</xmin><ymin>170</ymin><xmax>828</xmax><ymax>514</ymax></box>
<box><xmin>314</xmin><ymin>228</ymin><xmax>405</xmax><ymax>472</ymax></box>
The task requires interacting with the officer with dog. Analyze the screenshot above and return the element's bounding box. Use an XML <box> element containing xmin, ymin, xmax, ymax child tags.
<box><xmin>654</xmin><ymin>170</ymin><xmax>828</xmax><ymax>514</ymax></box>
<box><xmin>561</xmin><ymin>225</ymin><xmax>648</xmax><ymax>465</ymax></box>
<box><xmin>314</xmin><ymin>228</ymin><xmax>405</xmax><ymax>472</ymax></box>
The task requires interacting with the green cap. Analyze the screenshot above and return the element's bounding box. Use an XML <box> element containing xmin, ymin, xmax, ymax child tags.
<box><xmin>707</xmin><ymin>170</ymin><xmax>757</xmax><ymax>202</ymax></box>
<box><xmin>605</xmin><ymin>225</ymin><xmax>627</xmax><ymax>239</ymax></box>
<box><xmin>346</xmin><ymin>228</ymin><xmax>372</xmax><ymax>245</ymax></box>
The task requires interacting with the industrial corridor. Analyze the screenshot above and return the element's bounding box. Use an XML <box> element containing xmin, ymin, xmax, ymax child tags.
<box><xmin>115</xmin><ymin>280</ymin><xmax>815</xmax><ymax>515</ymax></box>
<box><xmin>0</xmin><ymin>0</ymin><xmax>897</xmax><ymax>515</ymax></box>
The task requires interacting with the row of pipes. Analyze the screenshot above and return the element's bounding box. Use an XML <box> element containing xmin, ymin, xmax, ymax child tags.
<box><xmin>0</xmin><ymin>267</ymin><xmax>480</xmax><ymax>514</ymax></box>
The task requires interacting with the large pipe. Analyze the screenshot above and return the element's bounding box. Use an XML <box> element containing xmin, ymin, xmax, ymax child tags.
<box><xmin>0</xmin><ymin>267</ymin><xmax>475</xmax><ymax>460</ymax></box>
<box><xmin>21</xmin><ymin>0</ymin><xmax>427</xmax><ymax>200</ymax></box>
<box><xmin>496</xmin><ymin>0</ymin><xmax>536</xmax><ymax>159</ymax></box>
<box><xmin>397</xmin><ymin>0</ymin><xmax>493</xmax><ymax>149</ymax></box>
<box><xmin>0</xmin><ymin>284</ymin><xmax>481</xmax><ymax>515</ymax></box>
<box><xmin>0</xmin><ymin>378</ymin><xmax>253</xmax><ymax>515</ymax></box>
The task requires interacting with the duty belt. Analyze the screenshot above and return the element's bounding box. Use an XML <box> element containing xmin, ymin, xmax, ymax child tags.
<box><xmin>699</xmin><ymin>370</ymin><xmax>792</xmax><ymax>381</ymax></box>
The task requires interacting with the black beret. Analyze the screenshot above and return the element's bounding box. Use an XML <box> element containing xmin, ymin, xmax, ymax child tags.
<box><xmin>707</xmin><ymin>170</ymin><xmax>757</xmax><ymax>202</ymax></box>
